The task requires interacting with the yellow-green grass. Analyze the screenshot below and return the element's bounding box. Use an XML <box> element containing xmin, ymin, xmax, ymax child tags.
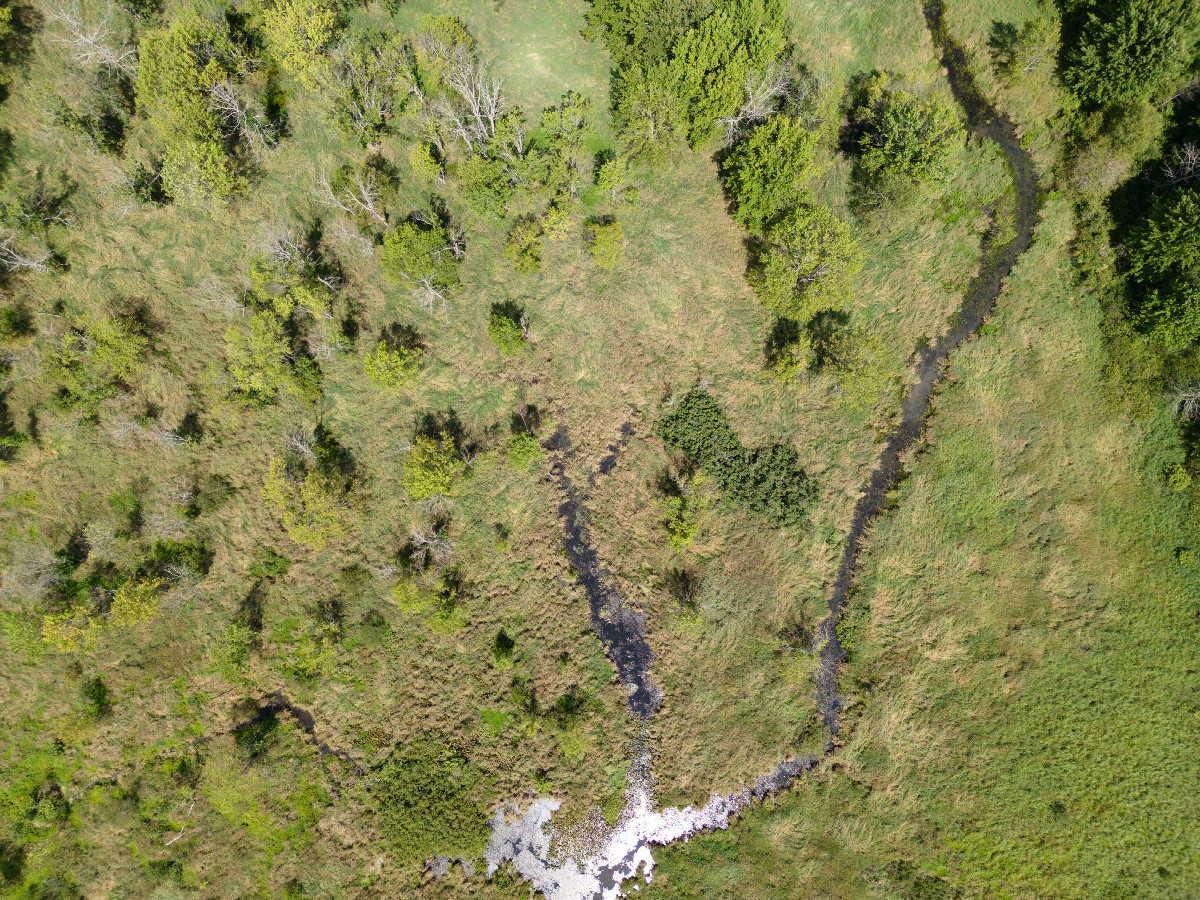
<box><xmin>652</xmin><ymin>196</ymin><xmax>1200</xmax><ymax>898</ymax></box>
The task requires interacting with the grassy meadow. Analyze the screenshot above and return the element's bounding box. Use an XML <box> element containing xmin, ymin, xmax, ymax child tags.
<box><xmin>0</xmin><ymin>0</ymin><xmax>1195</xmax><ymax>897</ymax></box>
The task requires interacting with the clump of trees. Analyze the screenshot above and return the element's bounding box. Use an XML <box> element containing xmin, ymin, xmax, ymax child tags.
<box><xmin>223</xmin><ymin>226</ymin><xmax>343</xmax><ymax>406</ymax></box>
<box><xmin>136</xmin><ymin>7</ymin><xmax>270</xmax><ymax>203</ymax></box>
<box><xmin>658</xmin><ymin>388</ymin><xmax>815</xmax><ymax>526</ymax></box>
<box><xmin>381</xmin><ymin>217</ymin><xmax>462</xmax><ymax>312</ymax></box>
<box><xmin>48</xmin><ymin>312</ymin><xmax>147</xmax><ymax>415</ymax></box>
<box><xmin>587</xmin><ymin>0</ymin><xmax>790</xmax><ymax>159</ymax></box>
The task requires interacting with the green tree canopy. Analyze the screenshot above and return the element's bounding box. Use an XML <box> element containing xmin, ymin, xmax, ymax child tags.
<box><xmin>722</xmin><ymin>114</ymin><xmax>820</xmax><ymax>231</ymax></box>
<box><xmin>381</xmin><ymin>222</ymin><xmax>461</xmax><ymax>310</ymax></box>
<box><xmin>136</xmin><ymin>8</ymin><xmax>246</xmax><ymax>202</ymax></box>
<box><xmin>860</xmin><ymin>89</ymin><xmax>964</xmax><ymax>184</ymax></box>
<box><xmin>1129</xmin><ymin>188</ymin><xmax>1200</xmax><ymax>348</ymax></box>
<box><xmin>1065</xmin><ymin>0</ymin><xmax>1200</xmax><ymax>106</ymax></box>
<box><xmin>750</xmin><ymin>203</ymin><xmax>863</xmax><ymax>322</ymax></box>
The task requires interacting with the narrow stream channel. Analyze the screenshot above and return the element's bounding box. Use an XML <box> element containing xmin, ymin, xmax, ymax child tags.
<box><xmin>485</xmin><ymin>7</ymin><xmax>1043</xmax><ymax>895</ymax></box>
<box><xmin>816</xmin><ymin>0</ymin><xmax>1042</xmax><ymax>729</ymax></box>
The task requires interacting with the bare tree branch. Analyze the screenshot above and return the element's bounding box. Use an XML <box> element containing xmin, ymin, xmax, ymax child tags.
<box><xmin>46</xmin><ymin>0</ymin><xmax>137</xmax><ymax>76</ymax></box>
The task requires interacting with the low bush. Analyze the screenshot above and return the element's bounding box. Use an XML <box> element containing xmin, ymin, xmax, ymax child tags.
<box><xmin>658</xmin><ymin>389</ymin><xmax>814</xmax><ymax>526</ymax></box>
<box><xmin>373</xmin><ymin>734</ymin><xmax>491</xmax><ymax>865</ymax></box>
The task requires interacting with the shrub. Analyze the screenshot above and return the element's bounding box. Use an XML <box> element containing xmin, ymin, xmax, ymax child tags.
<box><xmin>505</xmin><ymin>218</ymin><xmax>543</xmax><ymax>274</ymax></box>
<box><xmin>488</xmin><ymin>302</ymin><xmax>528</xmax><ymax>356</ymax></box>
<box><xmin>722</xmin><ymin>115</ymin><xmax>820</xmax><ymax>231</ymax></box>
<box><xmin>81</xmin><ymin>676</ymin><xmax>112</xmax><ymax>717</ymax></box>
<box><xmin>750</xmin><ymin>203</ymin><xmax>863</xmax><ymax>323</ymax></box>
<box><xmin>212</xmin><ymin>621</ymin><xmax>254</xmax><ymax>681</ymax></box>
<box><xmin>261</xmin><ymin>457</ymin><xmax>355</xmax><ymax>551</ymax></box>
<box><xmin>365</xmin><ymin>341</ymin><xmax>422</xmax><ymax>390</ymax></box>
<box><xmin>586</xmin><ymin>220</ymin><xmax>624</xmax><ymax>269</ymax></box>
<box><xmin>659</xmin><ymin>388</ymin><xmax>814</xmax><ymax>525</ymax></box>
<box><xmin>507</xmin><ymin>432</ymin><xmax>544</xmax><ymax>470</ymax></box>
<box><xmin>373</xmin><ymin>734</ymin><xmax>490</xmax><ymax>865</ymax></box>
<box><xmin>663</xmin><ymin>475</ymin><xmax>709</xmax><ymax>550</ymax></box>
<box><xmin>402</xmin><ymin>432</ymin><xmax>464</xmax><ymax>500</ymax></box>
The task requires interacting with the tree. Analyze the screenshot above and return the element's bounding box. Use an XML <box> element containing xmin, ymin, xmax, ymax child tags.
<box><xmin>722</xmin><ymin>114</ymin><xmax>819</xmax><ymax>231</ymax></box>
<box><xmin>504</xmin><ymin>217</ymin><xmax>543</xmax><ymax>275</ymax></box>
<box><xmin>49</xmin><ymin>314</ymin><xmax>147</xmax><ymax>413</ymax></box>
<box><xmin>321</xmin><ymin>32</ymin><xmax>407</xmax><ymax>144</ymax></box>
<box><xmin>365</xmin><ymin>338</ymin><xmax>422</xmax><ymax>389</ymax></box>
<box><xmin>381</xmin><ymin>221</ymin><xmax>461</xmax><ymax>311</ymax></box>
<box><xmin>667</xmin><ymin>0</ymin><xmax>787</xmax><ymax>145</ymax></box>
<box><xmin>1065</xmin><ymin>0</ymin><xmax>1200</xmax><ymax>106</ymax></box>
<box><xmin>1129</xmin><ymin>187</ymin><xmax>1200</xmax><ymax>348</ymax></box>
<box><xmin>613</xmin><ymin>62</ymin><xmax>688</xmax><ymax>163</ymax></box>
<box><xmin>224</xmin><ymin>311</ymin><xmax>292</xmax><ymax>405</ymax></box>
<box><xmin>990</xmin><ymin>7</ymin><xmax>1060</xmax><ymax>86</ymax></box>
<box><xmin>860</xmin><ymin>90</ymin><xmax>964</xmax><ymax>184</ymax></box>
<box><xmin>403</xmin><ymin>432</ymin><xmax>464</xmax><ymax>500</ymax></box>
<box><xmin>262</xmin><ymin>0</ymin><xmax>339</xmax><ymax>89</ymax></box>
<box><xmin>750</xmin><ymin>204</ymin><xmax>862</xmax><ymax>322</ymax></box>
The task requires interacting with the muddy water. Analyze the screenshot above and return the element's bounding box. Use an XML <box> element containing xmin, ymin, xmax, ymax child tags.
<box><xmin>815</xmin><ymin>0</ymin><xmax>1043</xmax><ymax>730</ymax></box>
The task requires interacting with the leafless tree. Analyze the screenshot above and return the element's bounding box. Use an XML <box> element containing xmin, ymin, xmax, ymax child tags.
<box><xmin>1159</xmin><ymin>143</ymin><xmax>1200</xmax><ymax>188</ymax></box>
<box><xmin>286</xmin><ymin>426</ymin><xmax>317</xmax><ymax>463</ymax></box>
<box><xmin>208</xmin><ymin>81</ymin><xmax>279</xmax><ymax>156</ymax></box>
<box><xmin>324</xmin><ymin>38</ymin><xmax>407</xmax><ymax>143</ymax></box>
<box><xmin>263</xmin><ymin>225</ymin><xmax>316</xmax><ymax>270</ymax></box>
<box><xmin>1</xmin><ymin>546</ymin><xmax>62</xmax><ymax>599</ymax></box>
<box><xmin>409</xmin><ymin>527</ymin><xmax>453</xmax><ymax>568</ymax></box>
<box><xmin>315</xmin><ymin>168</ymin><xmax>389</xmax><ymax>226</ymax></box>
<box><xmin>327</xmin><ymin>222</ymin><xmax>376</xmax><ymax>257</ymax></box>
<box><xmin>720</xmin><ymin>62</ymin><xmax>798</xmax><ymax>143</ymax></box>
<box><xmin>0</xmin><ymin>234</ymin><xmax>52</xmax><ymax>273</ymax></box>
<box><xmin>46</xmin><ymin>0</ymin><xmax>137</xmax><ymax>77</ymax></box>
<box><xmin>1170</xmin><ymin>383</ymin><xmax>1200</xmax><ymax>421</ymax></box>
<box><xmin>432</xmin><ymin>48</ymin><xmax>506</xmax><ymax>153</ymax></box>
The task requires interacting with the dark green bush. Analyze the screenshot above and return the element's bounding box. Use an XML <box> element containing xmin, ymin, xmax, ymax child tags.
<box><xmin>373</xmin><ymin>734</ymin><xmax>490</xmax><ymax>865</ymax></box>
<box><xmin>658</xmin><ymin>388</ymin><xmax>814</xmax><ymax>525</ymax></box>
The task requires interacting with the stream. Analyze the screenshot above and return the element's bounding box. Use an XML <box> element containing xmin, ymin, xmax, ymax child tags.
<box><xmin>485</xmin><ymin>5</ymin><xmax>1042</xmax><ymax>895</ymax></box>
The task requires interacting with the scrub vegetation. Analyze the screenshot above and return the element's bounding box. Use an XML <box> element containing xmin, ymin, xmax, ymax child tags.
<box><xmin>0</xmin><ymin>0</ymin><xmax>1196</xmax><ymax>897</ymax></box>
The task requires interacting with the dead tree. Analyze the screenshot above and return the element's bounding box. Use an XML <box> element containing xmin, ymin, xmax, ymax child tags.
<box><xmin>0</xmin><ymin>234</ymin><xmax>52</xmax><ymax>273</ymax></box>
<box><xmin>315</xmin><ymin>169</ymin><xmax>389</xmax><ymax>226</ymax></box>
<box><xmin>46</xmin><ymin>0</ymin><xmax>137</xmax><ymax>77</ymax></box>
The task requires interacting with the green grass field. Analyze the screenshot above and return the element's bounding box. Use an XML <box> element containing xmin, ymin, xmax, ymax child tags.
<box><xmin>0</xmin><ymin>0</ymin><xmax>1196</xmax><ymax>897</ymax></box>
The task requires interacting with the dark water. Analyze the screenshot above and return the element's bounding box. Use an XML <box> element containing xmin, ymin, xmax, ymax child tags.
<box><xmin>547</xmin><ymin>421</ymin><xmax>662</xmax><ymax>719</ymax></box>
<box><xmin>815</xmin><ymin>0</ymin><xmax>1043</xmax><ymax>730</ymax></box>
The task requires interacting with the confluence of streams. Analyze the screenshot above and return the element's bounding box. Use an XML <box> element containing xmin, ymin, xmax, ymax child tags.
<box><xmin>484</xmin><ymin>6</ymin><xmax>1043</xmax><ymax>897</ymax></box>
